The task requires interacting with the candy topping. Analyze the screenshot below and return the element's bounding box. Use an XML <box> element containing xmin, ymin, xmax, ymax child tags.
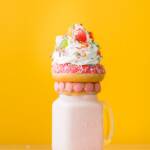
<box><xmin>73</xmin><ymin>83</ymin><xmax>84</xmax><ymax>92</ymax></box>
<box><xmin>54</xmin><ymin>82</ymin><xmax>101</xmax><ymax>93</ymax></box>
<box><xmin>54</xmin><ymin>82</ymin><xmax>59</xmax><ymax>91</ymax></box>
<box><xmin>59</xmin><ymin>38</ymin><xmax>68</xmax><ymax>49</ymax></box>
<box><xmin>95</xmin><ymin>83</ymin><xmax>101</xmax><ymax>92</ymax></box>
<box><xmin>89</xmin><ymin>32</ymin><xmax>94</xmax><ymax>40</ymax></box>
<box><xmin>59</xmin><ymin>82</ymin><xmax>65</xmax><ymax>92</ymax></box>
<box><xmin>65</xmin><ymin>82</ymin><xmax>73</xmax><ymax>92</ymax></box>
<box><xmin>84</xmin><ymin>83</ymin><xmax>94</xmax><ymax>92</ymax></box>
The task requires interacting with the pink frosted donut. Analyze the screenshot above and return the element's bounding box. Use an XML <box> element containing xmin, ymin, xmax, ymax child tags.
<box><xmin>65</xmin><ymin>82</ymin><xmax>73</xmax><ymax>92</ymax></box>
<box><xmin>73</xmin><ymin>83</ymin><xmax>84</xmax><ymax>92</ymax></box>
<box><xmin>95</xmin><ymin>83</ymin><xmax>101</xmax><ymax>92</ymax></box>
<box><xmin>59</xmin><ymin>82</ymin><xmax>65</xmax><ymax>92</ymax></box>
<box><xmin>54</xmin><ymin>82</ymin><xmax>59</xmax><ymax>91</ymax></box>
<box><xmin>52</xmin><ymin>63</ymin><xmax>105</xmax><ymax>74</ymax></box>
<box><xmin>84</xmin><ymin>83</ymin><xmax>94</xmax><ymax>92</ymax></box>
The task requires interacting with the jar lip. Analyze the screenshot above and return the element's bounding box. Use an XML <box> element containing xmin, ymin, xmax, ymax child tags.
<box><xmin>59</xmin><ymin>94</ymin><xmax>98</xmax><ymax>100</ymax></box>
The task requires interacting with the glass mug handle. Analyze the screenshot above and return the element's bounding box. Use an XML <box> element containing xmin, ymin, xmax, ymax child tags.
<box><xmin>102</xmin><ymin>101</ymin><xmax>114</xmax><ymax>145</ymax></box>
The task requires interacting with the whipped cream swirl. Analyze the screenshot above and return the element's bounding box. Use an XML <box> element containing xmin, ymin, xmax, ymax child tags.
<box><xmin>52</xmin><ymin>24</ymin><xmax>101</xmax><ymax>65</ymax></box>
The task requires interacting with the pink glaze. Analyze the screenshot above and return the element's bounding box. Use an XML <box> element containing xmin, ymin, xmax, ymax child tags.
<box><xmin>95</xmin><ymin>83</ymin><xmax>101</xmax><ymax>92</ymax></box>
<box><xmin>52</xmin><ymin>63</ymin><xmax>105</xmax><ymax>74</ymax></box>
<box><xmin>65</xmin><ymin>82</ymin><xmax>73</xmax><ymax>92</ymax></box>
<box><xmin>84</xmin><ymin>83</ymin><xmax>94</xmax><ymax>92</ymax></box>
<box><xmin>54</xmin><ymin>82</ymin><xmax>59</xmax><ymax>91</ymax></box>
<box><xmin>59</xmin><ymin>82</ymin><xmax>65</xmax><ymax>92</ymax></box>
<box><xmin>73</xmin><ymin>83</ymin><xmax>84</xmax><ymax>92</ymax></box>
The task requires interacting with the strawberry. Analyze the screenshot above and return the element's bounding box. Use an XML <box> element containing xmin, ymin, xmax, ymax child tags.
<box><xmin>75</xmin><ymin>29</ymin><xmax>87</xmax><ymax>42</ymax></box>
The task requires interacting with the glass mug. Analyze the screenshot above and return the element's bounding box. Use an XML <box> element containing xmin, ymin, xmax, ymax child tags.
<box><xmin>52</xmin><ymin>94</ymin><xmax>114</xmax><ymax>150</ymax></box>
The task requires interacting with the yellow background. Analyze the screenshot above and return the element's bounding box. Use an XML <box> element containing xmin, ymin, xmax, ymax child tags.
<box><xmin>0</xmin><ymin>0</ymin><xmax>149</xmax><ymax>144</ymax></box>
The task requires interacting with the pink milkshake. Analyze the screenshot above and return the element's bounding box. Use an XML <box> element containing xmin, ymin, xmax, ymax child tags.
<box><xmin>51</xmin><ymin>24</ymin><xmax>114</xmax><ymax>150</ymax></box>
